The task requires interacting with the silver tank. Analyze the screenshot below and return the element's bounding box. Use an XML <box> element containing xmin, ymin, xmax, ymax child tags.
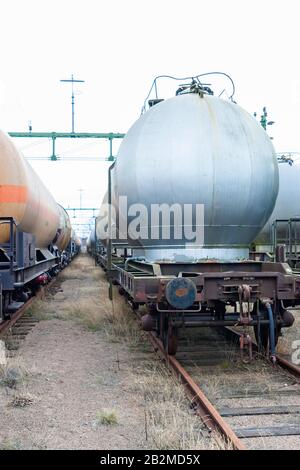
<box><xmin>87</xmin><ymin>230</ymin><xmax>95</xmax><ymax>253</ymax></box>
<box><xmin>96</xmin><ymin>191</ymin><xmax>108</xmax><ymax>246</ymax></box>
<box><xmin>254</xmin><ymin>162</ymin><xmax>300</xmax><ymax>249</ymax></box>
<box><xmin>110</xmin><ymin>93</ymin><xmax>279</xmax><ymax>261</ymax></box>
<box><xmin>96</xmin><ymin>189</ymin><xmax>128</xmax><ymax>248</ymax></box>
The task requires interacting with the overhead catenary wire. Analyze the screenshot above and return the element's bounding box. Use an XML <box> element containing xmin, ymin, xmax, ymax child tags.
<box><xmin>55</xmin><ymin>139</ymin><xmax>101</xmax><ymax>158</ymax></box>
<box><xmin>19</xmin><ymin>138</ymin><xmax>49</xmax><ymax>151</ymax></box>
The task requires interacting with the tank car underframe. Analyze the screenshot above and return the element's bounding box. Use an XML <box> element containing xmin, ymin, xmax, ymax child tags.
<box><xmin>0</xmin><ymin>217</ymin><xmax>59</xmax><ymax>321</ymax></box>
<box><xmin>113</xmin><ymin>259</ymin><xmax>300</xmax><ymax>356</ymax></box>
<box><xmin>65</xmin><ymin>239</ymin><xmax>81</xmax><ymax>261</ymax></box>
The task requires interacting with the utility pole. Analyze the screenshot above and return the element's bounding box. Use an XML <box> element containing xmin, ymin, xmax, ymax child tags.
<box><xmin>77</xmin><ymin>188</ymin><xmax>84</xmax><ymax>209</ymax></box>
<box><xmin>60</xmin><ymin>74</ymin><xmax>85</xmax><ymax>133</ymax></box>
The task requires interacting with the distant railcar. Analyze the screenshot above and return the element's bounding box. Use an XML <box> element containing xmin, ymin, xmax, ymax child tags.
<box><xmin>0</xmin><ymin>130</ymin><xmax>72</xmax><ymax>321</ymax></box>
<box><xmin>253</xmin><ymin>162</ymin><xmax>300</xmax><ymax>267</ymax></box>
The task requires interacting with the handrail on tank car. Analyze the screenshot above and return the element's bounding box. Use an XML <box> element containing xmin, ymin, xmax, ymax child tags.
<box><xmin>0</xmin><ymin>217</ymin><xmax>17</xmax><ymax>273</ymax></box>
<box><xmin>272</xmin><ymin>218</ymin><xmax>300</xmax><ymax>266</ymax></box>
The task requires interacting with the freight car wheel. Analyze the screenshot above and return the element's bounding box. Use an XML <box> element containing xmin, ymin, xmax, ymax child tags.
<box><xmin>167</xmin><ymin>330</ymin><xmax>178</xmax><ymax>356</ymax></box>
<box><xmin>159</xmin><ymin>313</ymin><xmax>168</xmax><ymax>346</ymax></box>
<box><xmin>159</xmin><ymin>313</ymin><xmax>178</xmax><ymax>355</ymax></box>
<box><xmin>118</xmin><ymin>287</ymin><xmax>126</xmax><ymax>296</ymax></box>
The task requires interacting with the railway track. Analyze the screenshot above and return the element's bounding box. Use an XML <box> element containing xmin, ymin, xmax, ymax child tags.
<box><xmin>143</xmin><ymin>320</ymin><xmax>300</xmax><ymax>450</ymax></box>
<box><xmin>3</xmin><ymin>264</ymin><xmax>298</xmax><ymax>450</ymax></box>
<box><xmin>0</xmin><ymin>278</ymin><xmax>59</xmax><ymax>350</ymax></box>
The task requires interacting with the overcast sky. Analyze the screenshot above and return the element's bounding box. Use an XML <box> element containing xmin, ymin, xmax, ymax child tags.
<box><xmin>0</xmin><ymin>0</ymin><xmax>299</xmax><ymax>230</ymax></box>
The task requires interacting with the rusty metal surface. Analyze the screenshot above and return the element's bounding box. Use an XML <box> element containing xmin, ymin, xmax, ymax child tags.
<box><xmin>145</xmin><ymin>327</ymin><xmax>246</xmax><ymax>450</ymax></box>
<box><xmin>276</xmin><ymin>355</ymin><xmax>300</xmax><ymax>380</ymax></box>
<box><xmin>0</xmin><ymin>297</ymin><xmax>35</xmax><ymax>336</ymax></box>
<box><xmin>114</xmin><ymin>259</ymin><xmax>300</xmax><ymax>305</ymax></box>
<box><xmin>139</xmin><ymin>312</ymin><xmax>299</xmax><ymax>450</ymax></box>
<box><xmin>224</xmin><ymin>326</ymin><xmax>300</xmax><ymax>381</ymax></box>
<box><xmin>0</xmin><ymin>279</ymin><xmax>55</xmax><ymax>337</ymax></box>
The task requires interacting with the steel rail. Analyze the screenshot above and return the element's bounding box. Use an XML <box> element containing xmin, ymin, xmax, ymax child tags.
<box><xmin>144</xmin><ymin>327</ymin><xmax>246</xmax><ymax>450</ymax></box>
<box><xmin>104</xmin><ymin>262</ymin><xmax>299</xmax><ymax>449</ymax></box>
<box><xmin>224</xmin><ymin>327</ymin><xmax>300</xmax><ymax>381</ymax></box>
<box><xmin>0</xmin><ymin>297</ymin><xmax>35</xmax><ymax>336</ymax></box>
<box><xmin>0</xmin><ymin>279</ymin><xmax>56</xmax><ymax>337</ymax></box>
<box><xmin>145</xmin><ymin>325</ymin><xmax>300</xmax><ymax>450</ymax></box>
<box><xmin>276</xmin><ymin>355</ymin><xmax>300</xmax><ymax>379</ymax></box>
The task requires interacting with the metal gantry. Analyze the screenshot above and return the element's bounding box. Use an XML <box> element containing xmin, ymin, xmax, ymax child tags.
<box><xmin>65</xmin><ymin>207</ymin><xmax>98</xmax><ymax>239</ymax></box>
<box><xmin>8</xmin><ymin>131</ymin><xmax>125</xmax><ymax>161</ymax></box>
<box><xmin>65</xmin><ymin>207</ymin><xmax>98</xmax><ymax>218</ymax></box>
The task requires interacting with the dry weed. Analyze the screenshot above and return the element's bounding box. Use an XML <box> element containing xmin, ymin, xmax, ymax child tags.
<box><xmin>96</xmin><ymin>409</ymin><xmax>118</xmax><ymax>426</ymax></box>
<box><xmin>0</xmin><ymin>358</ymin><xmax>31</xmax><ymax>389</ymax></box>
<box><xmin>9</xmin><ymin>392</ymin><xmax>34</xmax><ymax>408</ymax></box>
<box><xmin>132</xmin><ymin>362</ymin><xmax>230</xmax><ymax>450</ymax></box>
<box><xmin>0</xmin><ymin>438</ymin><xmax>22</xmax><ymax>450</ymax></box>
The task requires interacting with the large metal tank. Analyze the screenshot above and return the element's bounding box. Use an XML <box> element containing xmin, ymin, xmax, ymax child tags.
<box><xmin>87</xmin><ymin>229</ymin><xmax>95</xmax><ymax>252</ymax></box>
<box><xmin>96</xmin><ymin>191</ymin><xmax>108</xmax><ymax>245</ymax></box>
<box><xmin>254</xmin><ymin>162</ymin><xmax>300</xmax><ymax>249</ymax></box>
<box><xmin>113</xmin><ymin>93</ymin><xmax>279</xmax><ymax>261</ymax></box>
<box><xmin>97</xmin><ymin>189</ymin><xmax>131</xmax><ymax>252</ymax></box>
<box><xmin>0</xmin><ymin>130</ymin><xmax>71</xmax><ymax>250</ymax></box>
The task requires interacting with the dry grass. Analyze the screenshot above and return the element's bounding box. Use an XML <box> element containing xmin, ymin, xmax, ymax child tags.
<box><xmin>59</xmin><ymin>255</ymin><xmax>102</xmax><ymax>282</ymax></box>
<box><xmin>195</xmin><ymin>361</ymin><xmax>285</xmax><ymax>405</ymax></box>
<box><xmin>101</xmin><ymin>300</ymin><xmax>142</xmax><ymax>348</ymax></box>
<box><xmin>0</xmin><ymin>358</ymin><xmax>31</xmax><ymax>389</ymax></box>
<box><xmin>63</xmin><ymin>298</ymin><xmax>105</xmax><ymax>331</ymax></box>
<box><xmin>96</xmin><ymin>409</ymin><xmax>118</xmax><ymax>426</ymax></box>
<box><xmin>9</xmin><ymin>391</ymin><xmax>34</xmax><ymax>408</ymax></box>
<box><xmin>198</xmin><ymin>374</ymin><xmax>223</xmax><ymax>402</ymax></box>
<box><xmin>59</xmin><ymin>286</ymin><xmax>143</xmax><ymax>347</ymax></box>
<box><xmin>132</xmin><ymin>361</ymin><xmax>230</xmax><ymax>450</ymax></box>
<box><xmin>91</xmin><ymin>269</ymin><xmax>104</xmax><ymax>282</ymax></box>
<box><xmin>22</xmin><ymin>255</ymin><xmax>141</xmax><ymax>347</ymax></box>
<box><xmin>26</xmin><ymin>299</ymin><xmax>47</xmax><ymax>317</ymax></box>
<box><xmin>0</xmin><ymin>438</ymin><xmax>22</xmax><ymax>450</ymax></box>
<box><xmin>26</xmin><ymin>299</ymin><xmax>57</xmax><ymax>321</ymax></box>
<box><xmin>79</xmin><ymin>285</ymin><xmax>102</xmax><ymax>298</ymax></box>
<box><xmin>58</xmin><ymin>267</ymin><xmax>86</xmax><ymax>281</ymax></box>
<box><xmin>21</xmin><ymin>255</ymin><xmax>143</xmax><ymax>347</ymax></box>
<box><xmin>50</xmin><ymin>285</ymin><xmax>141</xmax><ymax>345</ymax></box>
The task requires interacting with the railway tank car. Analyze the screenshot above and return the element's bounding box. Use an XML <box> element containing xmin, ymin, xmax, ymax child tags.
<box><xmin>95</xmin><ymin>190</ymin><xmax>130</xmax><ymax>268</ymax></box>
<box><xmin>87</xmin><ymin>230</ymin><xmax>95</xmax><ymax>255</ymax></box>
<box><xmin>65</xmin><ymin>229</ymin><xmax>81</xmax><ymax>262</ymax></box>
<box><xmin>253</xmin><ymin>161</ymin><xmax>300</xmax><ymax>267</ymax></box>
<box><xmin>93</xmin><ymin>75</ymin><xmax>300</xmax><ymax>358</ymax></box>
<box><xmin>0</xmin><ymin>130</ymin><xmax>71</xmax><ymax>321</ymax></box>
<box><xmin>112</xmin><ymin>91</ymin><xmax>278</xmax><ymax>261</ymax></box>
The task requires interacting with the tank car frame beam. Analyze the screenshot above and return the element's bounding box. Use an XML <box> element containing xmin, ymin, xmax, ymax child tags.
<box><xmin>110</xmin><ymin>258</ymin><xmax>300</xmax><ymax>348</ymax></box>
<box><xmin>113</xmin><ymin>259</ymin><xmax>300</xmax><ymax>305</ymax></box>
<box><xmin>0</xmin><ymin>218</ymin><xmax>59</xmax><ymax>319</ymax></box>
